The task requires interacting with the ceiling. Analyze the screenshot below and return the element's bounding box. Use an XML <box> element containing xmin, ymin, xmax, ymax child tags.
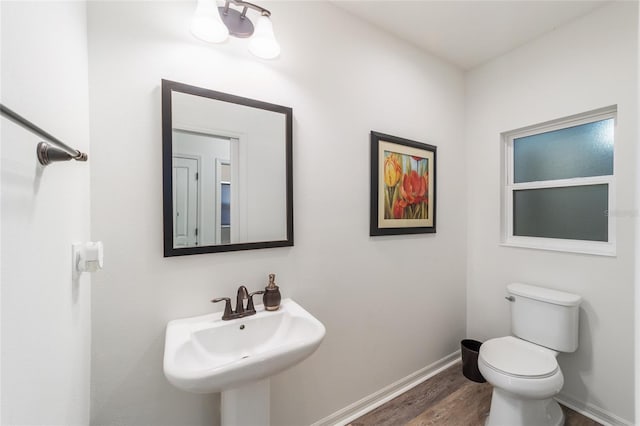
<box><xmin>331</xmin><ymin>0</ymin><xmax>609</xmax><ymax>70</ymax></box>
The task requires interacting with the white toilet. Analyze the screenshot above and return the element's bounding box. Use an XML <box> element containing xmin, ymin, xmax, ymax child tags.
<box><xmin>478</xmin><ymin>283</ymin><xmax>582</xmax><ymax>426</ymax></box>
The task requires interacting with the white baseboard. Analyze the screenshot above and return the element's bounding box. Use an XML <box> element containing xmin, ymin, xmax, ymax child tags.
<box><xmin>555</xmin><ymin>393</ymin><xmax>634</xmax><ymax>426</ymax></box>
<box><xmin>310</xmin><ymin>351</ymin><xmax>461</xmax><ymax>426</ymax></box>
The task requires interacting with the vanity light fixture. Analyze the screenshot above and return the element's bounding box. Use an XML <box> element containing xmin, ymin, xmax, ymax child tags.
<box><xmin>191</xmin><ymin>0</ymin><xmax>281</xmax><ymax>60</ymax></box>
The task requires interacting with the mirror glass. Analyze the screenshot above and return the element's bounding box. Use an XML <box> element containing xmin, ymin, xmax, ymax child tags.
<box><xmin>162</xmin><ymin>80</ymin><xmax>293</xmax><ymax>256</ymax></box>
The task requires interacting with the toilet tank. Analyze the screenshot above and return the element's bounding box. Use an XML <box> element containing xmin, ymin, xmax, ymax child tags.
<box><xmin>508</xmin><ymin>283</ymin><xmax>582</xmax><ymax>352</ymax></box>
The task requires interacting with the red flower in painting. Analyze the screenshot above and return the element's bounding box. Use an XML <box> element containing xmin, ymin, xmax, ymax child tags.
<box><xmin>400</xmin><ymin>170</ymin><xmax>427</xmax><ymax>205</ymax></box>
<box><xmin>393</xmin><ymin>199</ymin><xmax>407</xmax><ymax>219</ymax></box>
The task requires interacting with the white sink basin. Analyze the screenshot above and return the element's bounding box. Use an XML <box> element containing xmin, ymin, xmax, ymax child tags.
<box><xmin>163</xmin><ymin>298</ymin><xmax>326</xmax><ymax>393</ymax></box>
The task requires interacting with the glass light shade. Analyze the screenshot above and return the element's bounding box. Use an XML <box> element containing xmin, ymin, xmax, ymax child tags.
<box><xmin>191</xmin><ymin>0</ymin><xmax>228</xmax><ymax>43</ymax></box>
<box><xmin>248</xmin><ymin>15</ymin><xmax>280</xmax><ymax>59</ymax></box>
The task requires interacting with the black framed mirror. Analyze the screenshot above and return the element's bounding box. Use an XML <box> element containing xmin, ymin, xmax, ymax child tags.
<box><xmin>162</xmin><ymin>79</ymin><xmax>293</xmax><ymax>256</ymax></box>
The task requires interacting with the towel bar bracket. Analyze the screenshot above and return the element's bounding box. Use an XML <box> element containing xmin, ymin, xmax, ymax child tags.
<box><xmin>0</xmin><ymin>103</ymin><xmax>88</xmax><ymax>167</ymax></box>
<box><xmin>36</xmin><ymin>142</ymin><xmax>87</xmax><ymax>166</ymax></box>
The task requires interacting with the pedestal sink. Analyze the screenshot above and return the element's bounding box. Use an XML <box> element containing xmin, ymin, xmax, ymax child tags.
<box><xmin>163</xmin><ymin>299</ymin><xmax>326</xmax><ymax>425</ymax></box>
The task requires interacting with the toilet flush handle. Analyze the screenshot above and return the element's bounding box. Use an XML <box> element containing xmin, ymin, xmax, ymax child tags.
<box><xmin>505</xmin><ymin>296</ymin><xmax>515</xmax><ymax>302</ymax></box>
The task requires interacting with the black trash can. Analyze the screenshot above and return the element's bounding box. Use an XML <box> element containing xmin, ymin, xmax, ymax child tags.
<box><xmin>461</xmin><ymin>339</ymin><xmax>486</xmax><ymax>383</ymax></box>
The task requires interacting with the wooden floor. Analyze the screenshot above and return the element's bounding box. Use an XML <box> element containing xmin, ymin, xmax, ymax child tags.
<box><xmin>349</xmin><ymin>363</ymin><xmax>601</xmax><ymax>426</ymax></box>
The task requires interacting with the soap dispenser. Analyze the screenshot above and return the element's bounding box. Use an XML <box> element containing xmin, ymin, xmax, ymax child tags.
<box><xmin>263</xmin><ymin>273</ymin><xmax>281</xmax><ymax>311</ymax></box>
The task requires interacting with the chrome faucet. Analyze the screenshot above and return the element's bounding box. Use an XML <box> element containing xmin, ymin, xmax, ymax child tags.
<box><xmin>212</xmin><ymin>285</ymin><xmax>265</xmax><ymax>320</ymax></box>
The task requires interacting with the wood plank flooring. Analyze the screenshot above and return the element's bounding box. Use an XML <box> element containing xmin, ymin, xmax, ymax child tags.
<box><xmin>349</xmin><ymin>363</ymin><xmax>601</xmax><ymax>426</ymax></box>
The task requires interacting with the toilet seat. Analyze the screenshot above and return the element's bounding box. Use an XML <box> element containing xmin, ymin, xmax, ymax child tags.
<box><xmin>480</xmin><ymin>336</ymin><xmax>558</xmax><ymax>379</ymax></box>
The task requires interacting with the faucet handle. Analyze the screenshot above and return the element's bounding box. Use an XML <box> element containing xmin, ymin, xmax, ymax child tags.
<box><xmin>247</xmin><ymin>290</ymin><xmax>265</xmax><ymax>312</ymax></box>
<box><xmin>212</xmin><ymin>297</ymin><xmax>232</xmax><ymax>320</ymax></box>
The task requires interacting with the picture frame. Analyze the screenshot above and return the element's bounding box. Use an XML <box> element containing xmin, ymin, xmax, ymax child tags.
<box><xmin>370</xmin><ymin>131</ymin><xmax>437</xmax><ymax>236</ymax></box>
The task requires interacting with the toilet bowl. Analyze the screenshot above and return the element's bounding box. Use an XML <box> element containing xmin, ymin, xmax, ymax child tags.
<box><xmin>479</xmin><ymin>283</ymin><xmax>581</xmax><ymax>426</ymax></box>
<box><xmin>478</xmin><ymin>336</ymin><xmax>565</xmax><ymax>426</ymax></box>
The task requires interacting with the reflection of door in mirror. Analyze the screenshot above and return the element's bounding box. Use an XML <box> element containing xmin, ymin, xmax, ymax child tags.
<box><xmin>173</xmin><ymin>130</ymin><xmax>240</xmax><ymax>248</ymax></box>
<box><xmin>172</xmin><ymin>156</ymin><xmax>199</xmax><ymax>247</ymax></box>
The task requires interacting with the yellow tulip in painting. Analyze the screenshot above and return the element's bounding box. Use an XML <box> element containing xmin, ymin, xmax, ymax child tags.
<box><xmin>384</xmin><ymin>153</ymin><xmax>402</xmax><ymax>187</ymax></box>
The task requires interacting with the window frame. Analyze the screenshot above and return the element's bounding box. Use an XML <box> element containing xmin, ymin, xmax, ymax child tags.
<box><xmin>501</xmin><ymin>106</ymin><xmax>617</xmax><ymax>256</ymax></box>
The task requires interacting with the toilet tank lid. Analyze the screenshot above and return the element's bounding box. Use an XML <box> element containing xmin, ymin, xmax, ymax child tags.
<box><xmin>507</xmin><ymin>283</ymin><xmax>582</xmax><ymax>307</ymax></box>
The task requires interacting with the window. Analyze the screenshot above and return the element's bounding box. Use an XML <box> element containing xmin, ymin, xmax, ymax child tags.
<box><xmin>502</xmin><ymin>106</ymin><xmax>616</xmax><ymax>256</ymax></box>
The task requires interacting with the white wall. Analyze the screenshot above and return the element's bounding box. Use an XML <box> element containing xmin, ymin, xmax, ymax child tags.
<box><xmin>636</xmin><ymin>3</ymin><xmax>640</xmax><ymax>422</ymax></box>
<box><xmin>87</xmin><ymin>1</ymin><xmax>466</xmax><ymax>425</ymax></box>
<box><xmin>465</xmin><ymin>2</ymin><xmax>637</xmax><ymax>423</ymax></box>
<box><xmin>0</xmin><ymin>2</ymin><xmax>92</xmax><ymax>425</ymax></box>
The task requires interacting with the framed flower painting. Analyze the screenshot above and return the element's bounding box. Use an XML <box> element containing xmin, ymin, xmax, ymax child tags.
<box><xmin>370</xmin><ymin>131</ymin><xmax>436</xmax><ymax>236</ymax></box>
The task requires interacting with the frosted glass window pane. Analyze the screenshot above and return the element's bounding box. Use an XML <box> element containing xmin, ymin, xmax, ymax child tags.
<box><xmin>513</xmin><ymin>185</ymin><xmax>608</xmax><ymax>242</ymax></box>
<box><xmin>221</xmin><ymin>227</ymin><xmax>231</xmax><ymax>244</ymax></box>
<box><xmin>514</xmin><ymin>119</ymin><xmax>613</xmax><ymax>183</ymax></box>
<box><xmin>221</xmin><ymin>183</ymin><xmax>231</xmax><ymax>226</ymax></box>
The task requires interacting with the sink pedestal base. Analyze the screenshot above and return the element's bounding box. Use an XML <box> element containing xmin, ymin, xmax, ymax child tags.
<box><xmin>221</xmin><ymin>379</ymin><xmax>270</xmax><ymax>426</ymax></box>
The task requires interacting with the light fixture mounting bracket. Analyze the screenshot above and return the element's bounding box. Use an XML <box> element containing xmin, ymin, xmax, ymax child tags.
<box><xmin>219</xmin><ymin>0</ymin><xmax>271</xmax><ymax>38</ymax></box>
<box><xmin>219</xmin><ymin>7</ymin><xmax>254</xmax><ymax>38</ymax></box>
